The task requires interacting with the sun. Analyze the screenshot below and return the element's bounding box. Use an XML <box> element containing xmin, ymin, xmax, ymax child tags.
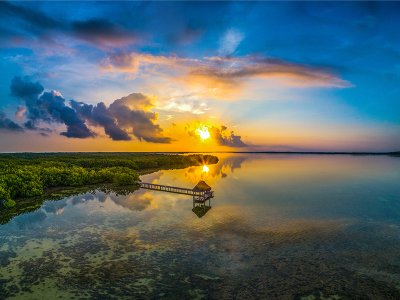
<box><xmin>196</xmin><ymin>126</ymin><xmax>211</xmax><ymax>141</ymax></box>
<box><xmin>202</xmin><ymin>165</ymin><xmax>209</xmax><ymax>173</ymax></box>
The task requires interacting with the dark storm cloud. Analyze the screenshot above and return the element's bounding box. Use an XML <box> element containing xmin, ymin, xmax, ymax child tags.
<box><xmin>211</xmin><ymin>126</ymin><xmax>247</xmax><ymax>148</ymax></box>
<box><xmin>0</xmin><ymin>2</ymin><xmax>136</xmax><ymax>48</ymax></box>
<box><xmin>39</xmin><ymin>91</ymin><xmax>95</xmax><ymax>138</ymax></box>
<box><xmin>10</xmin><ymin>77</ymin><xmax>50</xmax><ymax>125</ymax></box>
<box><xmin>71</xmin><ymin>93</ymin><xmax>171</xmax><ymax>143</ymax></box>
<box><xmin>0</xmin><ymin>1</ymin><xmax>237</xmax><ymax>50</ymax></box>
<box><xmin>10</xmin><ymin>76</ymin><xmax>44</xmax><ymax>100</ymax></box>
<box><xmin>71</xmin><ymin>101</ymin><xmax>131</xmax><ymax>141</ymax></box>
<box><xmin>0</xmin><ymin>112</ymin><xmax>24</xmax><ymax>132</ymax></box>
<box><xmin>71</xmin><ymin>19</ymin><xmax>136</xmax><ymax>47</ymax></box>
<box><xmin>8</xmin><ymin>77</ymin><xmax>171</xmax><ymax>142</ymax></box>
<box><xmin>0</xmin><ymin>1</ymin><xmax>62</xmax><ymax>47</ymax></box>
<box><xmin>10</xmin><ymin>76</ymin><xmax>94</xmax><ymax>138</ymax></box>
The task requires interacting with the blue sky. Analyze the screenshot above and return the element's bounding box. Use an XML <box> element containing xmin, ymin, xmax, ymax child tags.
<box><xmin>0</xmin><ymin>1</ymin><xmax>399</xmax><ymax>152</ymax></box>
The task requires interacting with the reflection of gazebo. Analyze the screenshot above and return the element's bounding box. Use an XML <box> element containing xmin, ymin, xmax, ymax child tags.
<box><xmin>192</xmin><ymin>180</ymin><xmax>213</xmax><ymax>218</ymax></box>
<box><xmin>192</xmin><ymin>205</ymin><xmax>211</xmax><ymax>218</ymax></box>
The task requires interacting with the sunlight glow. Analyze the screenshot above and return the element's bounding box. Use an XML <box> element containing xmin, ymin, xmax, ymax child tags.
<box><xmin>202</xmin><ymin>165</ymin><xmax>209</xmax><ymax>173</ymax></box>
<box><xmin>196</xmin><ymin>126</ymin><xmax>211</xmax><ymax>141</ymax></box>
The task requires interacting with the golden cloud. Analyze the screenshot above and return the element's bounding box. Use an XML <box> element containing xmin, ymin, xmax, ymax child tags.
<box><xmin>101</xmin><ymin>52</ymin><xmax>352</xmax><ymax>94</ymax></box>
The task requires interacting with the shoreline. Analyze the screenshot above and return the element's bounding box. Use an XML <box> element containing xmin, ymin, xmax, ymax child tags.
<box><xmin>0</xmin><ymin>153</ymin><xmax>219</xmax><ymax>224</ymax></box>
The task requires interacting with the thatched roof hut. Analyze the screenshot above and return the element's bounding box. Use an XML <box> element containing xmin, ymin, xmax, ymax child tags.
<box><xmin>192</xmin><ymin>180</ymin><xmax>211</xmax><ymax>192</ymax></box>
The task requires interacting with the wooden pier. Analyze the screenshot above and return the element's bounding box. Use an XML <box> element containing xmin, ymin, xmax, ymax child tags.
<box><xmin>139</xmin><ymin>181</ymin><xmax>214</xmax><ymax>202</ymax></box>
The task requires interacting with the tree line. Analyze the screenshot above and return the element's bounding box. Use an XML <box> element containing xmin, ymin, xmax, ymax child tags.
<box><xmin>0</xmin><ymin>153</ymin><xmax>218</xmax><ymax>207</ymax></box>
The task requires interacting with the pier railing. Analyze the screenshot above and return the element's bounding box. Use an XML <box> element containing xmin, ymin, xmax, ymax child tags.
<box><xmin>139</xmin><ymin>182</ymin><xmax>214</xmax><ymax>202</ymax></box>
<box><xmin>139</xmin><ymin>182</ymin><xmax>202</xmax><ymax>196</ymax></box>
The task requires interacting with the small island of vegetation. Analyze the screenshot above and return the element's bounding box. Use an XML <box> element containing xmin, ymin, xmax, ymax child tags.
<box><xmin>0</xmin><ymin>153</ymin><xmax>218</xmax><ymax>221</ymax></box>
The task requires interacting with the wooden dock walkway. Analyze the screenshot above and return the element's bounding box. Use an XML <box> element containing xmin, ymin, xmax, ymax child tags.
<box><xmin>139</xmin><ymin>182</ymin><xmax>214</xmax><ymax>202</ymax></box>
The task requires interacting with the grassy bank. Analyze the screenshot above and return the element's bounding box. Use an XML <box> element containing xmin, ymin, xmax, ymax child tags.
<box><xmin>0</xmin><ymin>153</ymin><xmax>218</xmax><ymax>207</ymax></box>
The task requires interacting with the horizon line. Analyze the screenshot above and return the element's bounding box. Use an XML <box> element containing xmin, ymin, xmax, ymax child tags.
<box><xmin>0</xmin><ymin>151</ymin><xmax>399</xmax><ymax>155</ymax></box>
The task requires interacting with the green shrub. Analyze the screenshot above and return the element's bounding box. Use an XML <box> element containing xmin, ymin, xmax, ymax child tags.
<box><xmin>113</xmin><ymin>172</ymin><xmax>139</xmax><ymax>186</ymax></box>
<box><xmin>0</xmin><ymin>184</ymin><xmax>10</xmax><ymax>200</ymax></box>
<box><xmin>2</xmin><ymin>199</ymin><xmax>16</xmax><ymax>208</ymax></box>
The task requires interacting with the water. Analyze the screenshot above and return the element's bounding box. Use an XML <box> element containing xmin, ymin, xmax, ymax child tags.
<box><xmin>1</xmin><ymin>154</ymin><xmax>400</xmax><ymax>299</ymax></box>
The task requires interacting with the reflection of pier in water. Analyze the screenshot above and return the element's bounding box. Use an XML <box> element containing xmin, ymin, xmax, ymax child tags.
<box><xmin>139</xmin><ymin>180</ymin><xmax>214</xmax><ymax>217</ymax></box>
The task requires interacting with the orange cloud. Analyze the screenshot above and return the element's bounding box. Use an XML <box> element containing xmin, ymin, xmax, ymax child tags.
<box><xmin>101</xmin><ymin>52</ymin><xmax>197</xmax><ymax>74</ymax></box>
<box><xmin>101</xmin><ymin>52</ymin><xmax>352</xmax><ymax>94</ymax></box>
<box><xmin>15</xmin><ymin>105</ymin><xmax>26</xmax><ymax>120</ymax></box>
<box><xmin>188</xmin><ymin>56</ymin><xmax>352</xmax><ymax>88</ymax></box>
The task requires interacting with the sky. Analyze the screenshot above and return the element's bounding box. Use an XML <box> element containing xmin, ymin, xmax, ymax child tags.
<box><xmin>0</xmin><ymin>1</ymin><xmax>399</xmax><ymax>152</ymax></box>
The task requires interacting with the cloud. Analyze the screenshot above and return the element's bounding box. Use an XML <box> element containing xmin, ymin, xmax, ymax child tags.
<box><xmin>161</xmin><ymin>98</ymin><xmax>209</xmax><ymax>115</ymax></box>
<box><xmin>109</xmin><ymin>94</ymin><xmax>172</xmax><ymax>143</ymax></box>
<box><xmin>219</xmin><ymin>29</ymin><xmax>244</xmax><ymax>55</ymax></box>
<box><xmin>0</xmin><ymin>1</ymin><xmax>237</xmax><ymax>51</ymax></box>
<box><xmin>0</xmin><ymin>1</ymin><xmax>62</xmax><ymax>49</ymax></box>
<box><xmin>0</xmin><ymin>2</ymin><xmax>138</xmax><ymax>50</ymax></box>
<box><xmin>102</xmin><ymin>53</ymin><xmax>351</xmax><ymax>92</ymax></box>
<box><xmin>71</xmin><ymin>101</ymin><xmax>131</xmax><ymax>141</ymax></box>
<box><xmin>10</xmin><ymin>77</ymin><xmax>94</xmax><ymax>138</ymax></box>
<box><xmin>15</xmin><ymin>106</ymin><xmax>26</xmax><ymax>120</ymax></box>
<box><xmin>71</xmin><ymin>19</ymin><xmax>137</xmax><ymax>47</ymax></box>
<box><xmin>10</xmin><ymin>76</ymin><xmax>44</xmax><ymax>100</ymax></box>
<box><xmin>211</xmin><ymin>125</ymin><xmax>247</xmax><ymax>147</ymax></box>
<box><xmin>40</xmin><ymin>91</ymin><xmax>95</xmax><ymax>138</ymax></box>
<box><xmin>0</xmin><ymin>111</ymin><xmax>24</xmax><ymax>132</ymax></box>
<box><xmin>9</xmin><ymin>77</ymin><xmax>171</xmax><ymax>142</ymax></box>
<box><xmin>188</xmin><ymin>56</ymin><xmax>352</xmax><ymax>88</ymax></box>
<box><xmin>72</xmin><ymin>93</ymin><xmax>172</xmax><ymax>143</ymax></box>
<box><xmin>186</xmin><ymin>124</ymin><xmax>247</xmax><ymax>148</ymax></box>
<box><xmin>101</xmin><ymin>52</ymin><xmax>197</xmax><ymax>74</ymax></box>
<box><xmin>0</xmin><ymin>1</ymin><xmax>60</xmax><ymax>31</ymax></box>
<box><xmin>10</xmin><ymin>76</ymin><xmax>50</xmax><ymax>124</ymax></box>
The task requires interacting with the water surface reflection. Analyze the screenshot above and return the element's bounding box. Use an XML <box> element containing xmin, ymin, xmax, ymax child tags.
<box><xmin>1</xmin><ymin>154</ymin><xmax>400</xmax><ymax>299</ymax></box>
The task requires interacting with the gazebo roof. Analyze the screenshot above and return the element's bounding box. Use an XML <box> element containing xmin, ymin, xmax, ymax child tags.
<box><xmin>192</xmin><ymin>180</ymin><xmax>211</xmax><ymax>192</ymax></box>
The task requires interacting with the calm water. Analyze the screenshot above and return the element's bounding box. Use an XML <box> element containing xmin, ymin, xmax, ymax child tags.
<box><xmin>1</xmin><ymin>154</ymin><xmax>400</xmax><ymax>299</ymax></box>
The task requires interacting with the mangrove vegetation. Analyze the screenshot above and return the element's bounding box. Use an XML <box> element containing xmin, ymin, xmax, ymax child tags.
<box><xmin>0</xmin><ymin>153</ymin><xmax>218</xmax><ymax>208</ymax></box>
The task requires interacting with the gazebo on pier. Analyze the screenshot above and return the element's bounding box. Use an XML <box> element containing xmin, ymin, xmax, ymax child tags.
<box><xmin>192</xmin><ymin>180</ymin><xmax>213</xmax><ymax>202</ymax></box>
<box><xmin>139</xmin><ymin>179</ymin><xmax>214</xmax><ymax>218</ymax></box>
<box><xmin>192</xmin><ymin>180</ymin><xmax>213</xmax><ymax>217</ymax></box>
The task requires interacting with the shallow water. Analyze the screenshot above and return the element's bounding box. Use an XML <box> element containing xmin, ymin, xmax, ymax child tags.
<box><xmin>1</xmin><ymin>154</ymin><xmax>400</xmax><ymax>299</ymax></box>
